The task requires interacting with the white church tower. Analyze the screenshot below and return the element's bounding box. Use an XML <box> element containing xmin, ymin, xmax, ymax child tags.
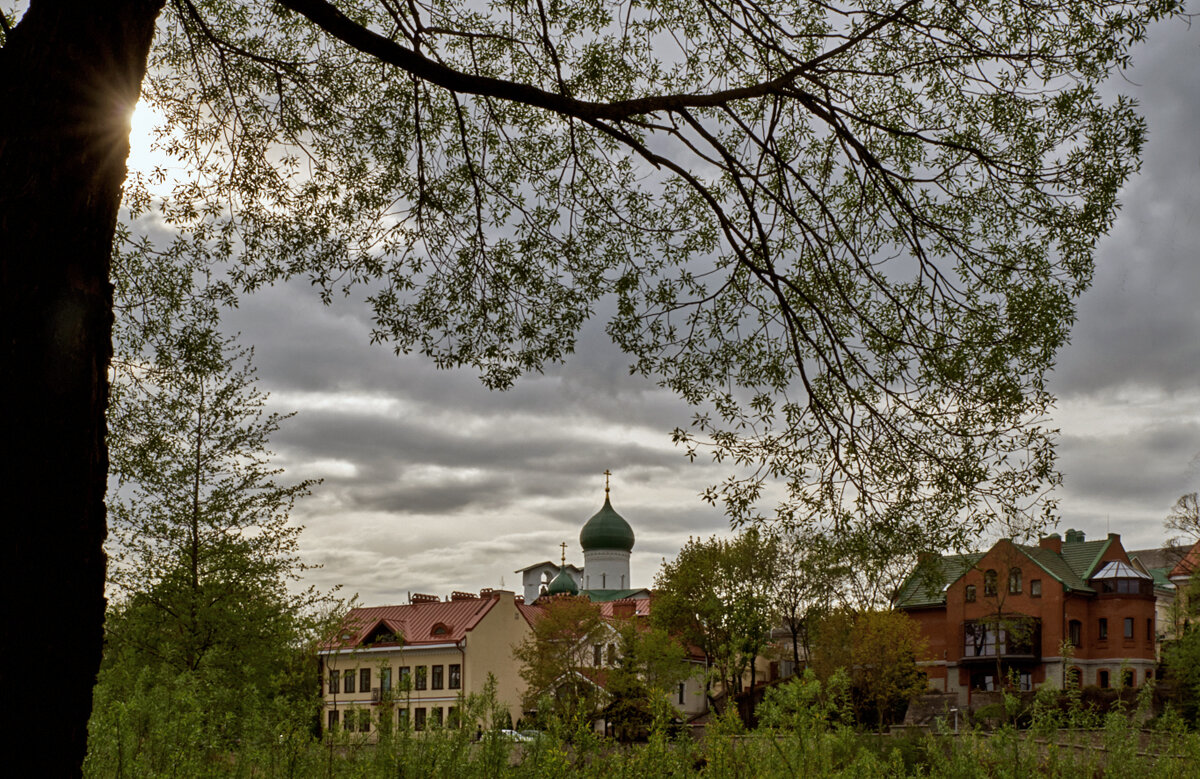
<box><xmin>579</xmin><ymin>471</ymin><xmax>635</xmax><ymax>591</ymax></box>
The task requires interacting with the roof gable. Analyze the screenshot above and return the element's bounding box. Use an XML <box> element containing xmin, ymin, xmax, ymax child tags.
<box><xmin>1170</xmin><ymin>541</ymin><xmax>1200</xmax><ymax>581</ymax></box>
<box><xmin>361</xmin><ymin>619</ymin><xmax>404</xmax><ymax>647</ymax></box>
<box><xmin>328</xmin><ymin>595</ymin><xmax>500</xmax><ymax>650</ymax></box>
<box><xmin>1017</xmin><ymin>545</ymin><xmax>1093</xmax><ymax>593</ymax></box>
<box><xmin>897</xmin><ymin>536</ymin><xmax>1125</xmax><ymax>609</ymax></box>
<box><xmin>894</xmin><ymin>553</ymin><xmax>983</xmax><ymax>609</ymax></box>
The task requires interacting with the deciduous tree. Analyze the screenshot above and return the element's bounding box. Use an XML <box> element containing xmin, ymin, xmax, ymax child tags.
<box><xmin>1166</xmin><ymin>492</ymin><xmax>1200</xmax><ymax>545</ymax></box>
<box><xmin>772</xmin><ymin>530</ymin><xmax>847</xmax><ymax>672</ymax></box>
<box><xmin>809</xmin><ymin>608</ymin><xmax>927</xmax><ymax>731</ymax></box>
<box><xmin>514</xmin><ymin>595</ymin><xmax>607</xmax><ymax>728</ymax></box>
<box><xmin>105</xmin><ymin>327</ymin><xmax>319</xmax><ymax>669</ymax></box>
<box><xmin>601</xmin><ymin>618</ymin><xmax>691</xmax><ymax>740</ymax></box>
<box><xmin>89</xmin><ymin>307</ymin><xmax>330</xmax><ymax>765</ymax></box>
<box><xmin>1163</xmin><ymin>561</ymin><xmax>1200</xmax><ymax>726</ymax></box>
<box><xmin>653</xmin><ymin>531</ymin><xmax>779</xmax><ymax>701</ymax></box>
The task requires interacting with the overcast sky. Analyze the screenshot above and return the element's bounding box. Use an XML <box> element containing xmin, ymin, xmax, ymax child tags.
<box><xmin>127</xmin><ymin>16</ymin><xmax>1200</xmax><ymax>606</ymax></box>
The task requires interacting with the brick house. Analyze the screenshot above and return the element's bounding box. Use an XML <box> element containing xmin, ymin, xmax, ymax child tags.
<box><xmin>896</xmin><ymin>530</ymin><xmax>1156</xmax><ymax>704</ymax></box>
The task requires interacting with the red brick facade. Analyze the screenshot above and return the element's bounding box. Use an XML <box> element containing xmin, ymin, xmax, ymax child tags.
<box><xmin>897</xmin><ymin>532</ymin><xmax>1156</xmax><ymax>704</ymax></box>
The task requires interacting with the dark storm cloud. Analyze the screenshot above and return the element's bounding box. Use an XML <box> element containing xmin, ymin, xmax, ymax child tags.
<box><xmin>1058</xmin><ymin>419</ymin><xmax>1200</xmax><ymax>504</ymax></box>
<box><xmin>1052</xmin><ymin>17</ymin><xmax>1200</xmax><ymax>398</ymax></box>
<box><xmin>225</xmin><ymin>278</ymin><xmax>697</xmax><ymax>441</ymax></box>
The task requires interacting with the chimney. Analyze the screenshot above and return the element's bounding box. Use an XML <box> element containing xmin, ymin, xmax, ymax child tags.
<box><xmin>1039</xmin><ymin>533</ymin><xmax>1062</xmax><ymax>554</ymax></box>
<box><xmin>1064</xmin><ymin>529</ymin><xmax>1085</xmax><ymax>544</ymax></box>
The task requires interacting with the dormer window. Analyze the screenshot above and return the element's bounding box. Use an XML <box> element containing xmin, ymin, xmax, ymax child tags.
<box><xmin>431</xmin><ymin>622</ymin><xmax>449</xmax><ymax>637</ymax></box>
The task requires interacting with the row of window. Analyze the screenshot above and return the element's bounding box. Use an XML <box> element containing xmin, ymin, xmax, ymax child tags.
<box><xmin>971</xmin><ymin>667</ymin><xmax>1153</xmax><ymax>692</ymax></box>
<box><xmin>326</xmin><ymin>705</ymin><xmax>460</xmax><ymax>733</ymax></box>
<box><xmin>965</xmin><ymin>569</ymin><xmax>1040</xmax><ymax>601</ymax></box>
<box><xmin>966</xmin><ymin>569</ymin><xmax>1153</xmax><ymax>601</ymax></box>
<box><xmin>328</xmin><ymin>664</ymin><xmax>462</xmax><ymax>695</ymax></box>
<box><xmin>1069</xmin><ymin>617</ymin><xmax>1153</xmax><ymax>644</ymax></box>
<box><xmin>963</xmin><ymin>615</ymin><xmax>1153</xmax><ymax>657</ymax></box>
<box><xmin>1067</xmin><ymin>667</ymin><xmax>1153</xmax><ymax>689</ymax></box>
<box><xmin>963</xmin><ymin>621</ymin><xmax>1035</xmax><ymax>658</ymax></box>
<box><xmin>1096</xmin><ymin>578</ymin><xmax>1153</xmax><ymax>596</ymax></box>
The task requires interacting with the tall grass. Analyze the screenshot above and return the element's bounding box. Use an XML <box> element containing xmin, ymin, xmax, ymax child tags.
<box><xmin>85</xmin><ymin>671</ymin><xmax>1200</xmax><ymax>778</ymax></box>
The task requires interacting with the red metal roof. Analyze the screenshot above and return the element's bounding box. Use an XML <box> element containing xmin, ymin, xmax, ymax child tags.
<box><xmin>328</xmin><ymin>595</ymin><xmax>500</xmax><ymax>650</ymax></box>
<box><xmin>597</xmin><ymin>598</ymin><xmax>651</xmax><ymax>618</ymax></box>
<box><xmin>1169</xmin><ymin>540</ymin><xmax>1200</xmax><ymax>581</ymax></box>
<box><xmin>516</xmin><ymin>603</ymin><xmax>544</xmax><ymax>626</ymax></box>
<box><xmin>516</xmin><ymin>595</ymin><xmax>653</xmax><ymax>624</ymax></box>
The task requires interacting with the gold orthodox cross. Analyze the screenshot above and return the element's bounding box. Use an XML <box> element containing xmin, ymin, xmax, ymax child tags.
<box><xmin>604</xmin><ymin>468</ymin><xmax>611</xmax><ymax>495</ymax></box>
<box><xmin>560</xmin><ymin>541</ymin><xmax>568</xmax><ymax>566</ymax></box>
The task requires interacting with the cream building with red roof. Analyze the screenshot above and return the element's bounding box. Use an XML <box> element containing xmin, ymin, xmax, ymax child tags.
<box><xmin>319</xmin><ymin>587</ymin><xmax>532</xmax><ymax>735</ymax></box>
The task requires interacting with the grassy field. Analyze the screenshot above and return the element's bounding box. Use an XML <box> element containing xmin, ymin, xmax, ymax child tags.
<box><xmin>85</xmin><ymin>673</ymin><xmax>1200</xmax><ymax>778</ymax></box>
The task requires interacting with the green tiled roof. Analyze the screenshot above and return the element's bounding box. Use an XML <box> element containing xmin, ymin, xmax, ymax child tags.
<box><xmin>894</xmin><ymin>553</ymin><xmax>983</xmax><ymax>608</ymax></box>
<box><xmin>1147</xmin><ymin>567</ymin><xmax>1175</xmax><ymax>590</ymax></box>
<box><xmin>584</xmin><ymin>589</ymin><xmax>647</xmax><ymax>602</ymax></box>
<box><xmin>1017</xmin><ymin>545</ymin><xmax>1093</xmax><ymax>593</ymax></box>
<box><xmin>1059</xmin><ymin>537</ymin><xmax>1112</xmax><ymax>580</ymax></box>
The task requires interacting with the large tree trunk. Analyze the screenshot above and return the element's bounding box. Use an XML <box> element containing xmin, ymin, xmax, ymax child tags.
<box><xmin>0</xmin><ymin>1</ymin><xmax>163</xmax><ymax>773</ymax></box>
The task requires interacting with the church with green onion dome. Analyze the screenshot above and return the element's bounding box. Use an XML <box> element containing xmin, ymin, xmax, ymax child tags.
<box><xmin>516</xmin><ymin>471</ymin><xmax>649</xmax><ymax>604</ymax></box>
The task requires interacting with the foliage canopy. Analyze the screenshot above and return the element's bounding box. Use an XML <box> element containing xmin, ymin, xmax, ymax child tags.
<box><xmin>110</xmin><ymin>0</ymin><xmax>1181</xmax><ymax>554</ymax></box>
<box><xmin>809</xmin><ymin>608</ymin><xmax>928</xmax><ymax>731</ymax></box>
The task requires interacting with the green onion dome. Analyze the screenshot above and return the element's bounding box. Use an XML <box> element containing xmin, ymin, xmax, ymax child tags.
<box><xmin>579</xmin><ymin>496</ymin><xmax>635</xmax><ymax>552</ymax></box>
<box><xmin>546</xmin><ymin>568</ymin><xmax>579</xmax><ymax>596</ymax></box>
